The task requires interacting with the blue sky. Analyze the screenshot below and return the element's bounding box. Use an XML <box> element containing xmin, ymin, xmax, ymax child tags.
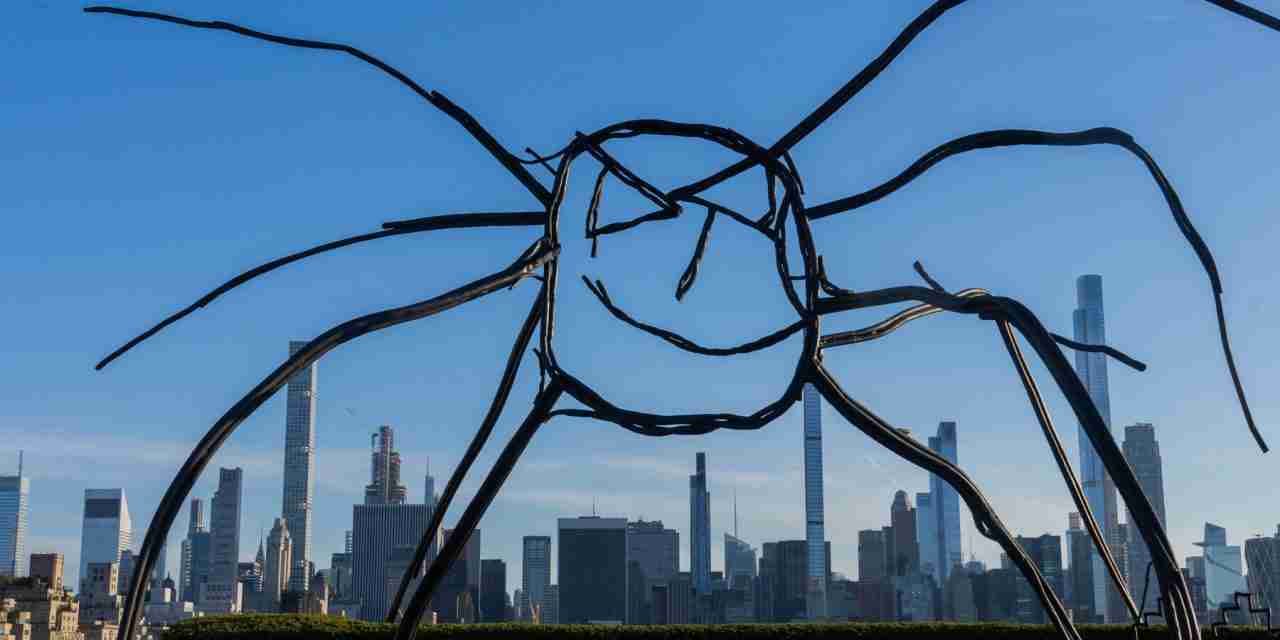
<box><xmin>4</xmin><ymin>1</ymin><xmax>1280</xmax><ymax>592</ymax></box>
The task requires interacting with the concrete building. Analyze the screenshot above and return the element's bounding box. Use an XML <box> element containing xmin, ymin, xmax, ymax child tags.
<box><xmin>282</xmin><ymin>340</ymin><xmax>317</xmax><ymax>594</ymax></box>
<box><xmin>351</xmin><ymin>503</ymin><xmax>432</xmax><ymax>621</ymax></box>
<box><xmin>28</xmin><ymin>555</ymin><xmax>62</xmax><ymax>594</ymax></box>
<box><xmin>627</xmin><ymin>520</ymin><xmax>678</xmax><ymax>624</ymax></box>
<box><xmin>201</xmin><ymin>468</ymin><xmax>243</xmax><ymax>613</ymax></box>
<box><xmin>801</xmin><ymin>384</ymin><xmax>828</xmax><ymax>620</ymax></box>
<box><xmin>263</xmin><ymin>518</ymin><xmax>292</xmax><ymax>610</ymax></box>
<box><xmin>0</xmin><ymin>576</ymin><xmax>82</xmax><ymax>640</ymax></box>
<box><xmin>79</xmin><ymin>562</ymin><xmax>123</xmax><ymax>626</ymax></box>
<box><xmin>79</xmin><ymin>490</ymin><xmax>131</xmax><ymax>593</ymax></box>
<box><xmin>365</xmin><ymin>426</ymin><xmax>407</xmax><ymax>506</ymax></box>
<box><xmin>521</xmin><ymin>536</ymin><xmax>551</xmax><ymax>622</ymax></box>
<box><xmin>689</xmin><ymin>453</ymin><xmax>711</xmax><ymax>596</ymax></box>
<box><xmin>479</xmin><ymin>559</ymin><xmax>506</xmax><ymax>622</ymax></box>
<box><xmin>1072</xmin><ymin>274</ymin><xmax>1122</xmax><ymax>622</ymax></box>
<box><xmin>558</xmin><ymin>517</ymin><xmax>627</xmax><ymax>623</ymax></box>
<box><xmin>1</xmin><ymin>597</ymin><xmax>33</xmax><ymax>640</ymax></box>
<box><xmin>1122</xmin><ymin>422</ymin><xmax>1167</xmax><ymax>616</ymax></box>
<box><xmin>0</xmin><ymin>457</ymin><xmax>29</xmax><ymax>578</ymax></box>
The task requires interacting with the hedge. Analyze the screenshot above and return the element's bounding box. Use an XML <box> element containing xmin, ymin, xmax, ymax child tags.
<box><xmin>159</xmin><ymin>614</ymin><xmax>1274</xmax><ymax>640</ymax></box>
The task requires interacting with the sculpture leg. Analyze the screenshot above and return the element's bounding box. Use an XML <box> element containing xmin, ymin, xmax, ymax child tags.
<box><xmin>386</xmin><ymin>290</ymin><xmax>544</xmax><ymax>621</ymax></box>
<box><xmin>809</xmin><ymin>362</ymin><xmax>1080</xmax><ymax>640</ymax></box>
<box><xmin>394</xmin><ymin>381</ymin><xmax>563</xmax><ymax>640</ymax></box>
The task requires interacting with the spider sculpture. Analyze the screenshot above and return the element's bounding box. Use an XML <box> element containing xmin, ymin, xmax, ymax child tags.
<box><xmin>86</xmin><ymin>3</ymin><xmax>1279</xmax><ymax>640</ymax></box>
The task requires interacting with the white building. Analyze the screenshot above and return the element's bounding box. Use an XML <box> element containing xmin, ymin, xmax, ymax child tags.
<box><xmin>79</xmin><ymin>490</ymin><xmax>131</xmax><ymax>592</ymax></box>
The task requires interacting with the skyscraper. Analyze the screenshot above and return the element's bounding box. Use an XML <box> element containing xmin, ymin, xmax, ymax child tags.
<box><xmin>927</xmin><ymin>421</ymin><xmax>962</xmax><ymax>581</ymax></box>
<box><xmin>1066</xmin><ymin>512</ymin><xmax>1097</xmax><ymax>622</ymax></box>
<box><xmin>1072</xmin><ymin>274</ymin><xmax>1121</xmax><ymax>622</ymax></box>
<box><xmin>858</xmin><ymin>529</ymin><xmax>887</xmax><ymax>582</ymax></box>
<box><xmin>437</xmin><ymin>528</ymin><xmax>481</xmax><ymax>623</ymax></box>
<box><xmin>79</xmin><ymin>489</ymin><xmax>132</xmax><ymax>591</ymax></box>
<box><xmin>203</xmin><ymin>468</ymin><xmax>243</xmax><ymax>612</ymax></box>
<box><xmin>689</xmin><ymin>452</ymin><xmax>710</xmax><ymax>596</ymax></box>
<box><xmin>263</xmin><ymin>518</ymin><xmax>293</xmax><ymax>610</ymax></box>
<box><xmin>283</xmin><ymin>340</ymin><xmax>317</xmax><ymax>593</ymax></box>
<box><xmin>179</xmin><ymin>498</ymin><xmax>204</xmax><ymax>602</ymax></box>
<box><xmin>628</xmin><ymin>520</ymin><xmax>678</xmax><ymax>624</ymax></box>
<box><xmin>760</xmin><ymin>539</ymin><xmax>830</xmax><ymax>622</ymax></box>
<box><xmin>521</xmin><ymin>536</ymin><xmax>551</xmax><ymax>622</ymax></box>
<box><xmin>558</xmin><ymin>516</ymin><xmax>627</xmax><ymax>623</ymax></box>
<box><xmin>890</xmin><ymin>490</ymin><xmax>919</xmax><ymax>577</ymax></box>
<box><xmin>916</xmin><ymin>492</ymin><xmax>937</xmax><ymax>579</ymax></box>
<box><xmin>802</xmin><ymin>384</ymin><xmax>828</xmax><ymax>619</ymax></box>
<box><xmin>424</xmin><ymin>461</ymin><xmax>438</xmax><ymax>512</ymax></box>
<box><xmin>1014</xmin><ymin>534</ymin><xmax>1064</xmax><ymax>624</ymax></box>
<box><xmin>1244</xmin><ymin>528</ymin><xmax>1280</xmax><ymax>621</ymax></box>
<box><xmin>351</xmin><ymin>503</ymin><xmax>432</xmax><ymax>621</ymax></box>
<box><xmin>0</xmin><ymin>454</ymin><xmax>29</xmax><ymax>578</ymax></box>
<box><xmin>366</xmin><ymin>426</ymin><xmax>407</xmax><ymax>506</ymax></box>
<box><xmin>1122</xmin><ymin>422</ymin><xmax>1166</xmax><ymax>615</ymax></box>
<box><xmin>1196</xmin><ymin>523</ymin><xmax>1245</xmax><ymax>613</ymax></box>
<box><xmin>724</xmin><ymin>534</ymin><xmax>757</xmax><ymax>583</ymax></box>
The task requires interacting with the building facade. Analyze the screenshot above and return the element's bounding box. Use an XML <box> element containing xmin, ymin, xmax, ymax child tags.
<box><xmin>802</xmin><ymin>384</ymin><xmax>828</xmax><ymax>619</ymax></box>
<box><xmin>436</xmin><ymin>528</ymin><xmax>480</xmax><ymax>623</ymax></box>
<box><xmin>1196</xmin><ymin>523</ymin><xmax>1245</xmax><ymax>614</ymax></box>
<box><xmin>1014</xmin><ymin>534</ymin><xmax>1064</xmax><ymax>624</ymax></box>
<box><xmin>627</xmin><ymin>520</ymin><xmax>678</xmax><ymax>624</ymax></box>
<box><xmin>263</xmin><ymin>518</ymin><xmax>292</xmax><ymax>610</ymax></box>
<box><xmin>79</xmin><ymin>490</ymin><xmax>131</xmax><ymax>593</ymax></box>
<box><xmin>1072</xmin><ymin>274</ymin><xmax>1122</xmax><ymax>622</ymax></box>
<box><xmin>760</xmin><ymin>539</ymin><xmax>830</xmax><ymax>622</ymax></box>
<box><xmin>0</xmin><ymin>473</ymin><xmax>29</xmax><ymax>578</ymax></box>
<box><xmin>479</xmin><ymin>559</ymin><xmax>506</xmax><ymax>622</ymax></box>
<box><xmin>351</xmin><ymin>503</ymin><xmax>431</xmax><ymax>621</ymax></box>
<box><xmin>927</xmin><ymin>421</ymin><xmax>962</xmax><ymax>581</ymax></box>
<box><xmin>521</xmin><ymin>536</ymin><xmax>551</xmax><ymax>622</ymax></box>
<box><xmin>1121</xmin><ymin>422</ymin><xmax>1166</xmax><ymax>616</ymax></box>
<box><xmin>689</xmin><ymin>453</ymin><xmax>710</xmax><ymax>596</ymax></box>
<box><xmin>558</xmin><ymin>517</ymin><xmax>627</xmax><ymax>624</ymax></box>
<box><xmin>202</xmin><ymin>468</ymin><xmax>243</xmax><ymax>613</ymax></box>
<box><xmin>1244</xmin><ymin>529</ymin><xmax>1280</xmax><ymax>623</ymax></box>
<box><xmin>282</xmin><ymin>340</ymin><xmax>317</xmax><ymax>593</ymax></box>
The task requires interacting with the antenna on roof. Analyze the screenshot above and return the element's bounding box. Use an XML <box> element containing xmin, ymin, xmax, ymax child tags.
<box><xmin>733</xmin><ymin>487</ymin><xmax>739</xmax><ymax>538</ymax></box>
<box><xmin>17</xmin><ymin>450</ymin><xmax>22</xmax><ymax>477</ymax></box>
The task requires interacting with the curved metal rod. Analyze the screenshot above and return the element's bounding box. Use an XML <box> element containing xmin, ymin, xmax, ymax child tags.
<box><xmin>1048</xmin><ymin>332</ymin><xmax>1146</xmax><ymax>372</ymax></box>
<box><xmin>816</xmin><ymin>284</ymin><xmax>1199</xmax><ymax>639</ymax></box>
<box><xmin>674</xmin><ymin>206</ymin><xmax>717</xmax><ymax>301</ymax></box>
<box><xmin>809</xmin><ymin>362</ymin><xmax>1080</xmax><ymax>639</ymax></box>
<box><xmin>113</xmin><ymin>245</ymin><xmax>555</xmax><ymax>640</ymax></box>
<box><xmin>395</xmin><ymin>381</ymin><xmax>564</xmax><ymax>640</ymax></box>
<box><xmin>385</xmin><ymin>288</ymin><xmax>545</xmax><ymax>622</ymax></box>
<box><xmin>805</xmin><ymin>121</ymin><xmax>1265</xmax><ymax>454</ymax></box>
<box><xmin>996</xmin><ymin>319</ymin><xmax>1140</xmax><ymax>623</ymax></box>
<box><xmin>82</xmin><ymin>6</ymin><xmax>551</xmax><ymax>205</ymax></box>
<box><xmin>95</xmin><ymin>212</ymin><xmax>545</xmax><ymax>370</ymax></box>
<box><xmin>581</xmin><ymin>276</ymin><xmax>805</xmax><ymax>357</ymax></box>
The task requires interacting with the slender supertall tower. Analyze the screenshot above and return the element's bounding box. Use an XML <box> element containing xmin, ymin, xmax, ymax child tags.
<box><xmin>802</xmin><ymin>383</ymin><xmax>828</xmax><ymax>619</ymax></box>
<box><xmin>689</xmin><ymin>452</ymin><xmax>711</xmax><ymax>595</ymax></box>
<box><xmin>928</xmin><ymin>421</ymin><xmax>962</xmax><ymax>581</ymax></box>
<box><xmin>1072</xmin><ymin>275</ymin><xmax>1121</xmax><ymax>622</ymax></box>
<box><xmin>283</xmin><ymin>340</ymin><xmax>316</xmax><ymax>593</ymax></box>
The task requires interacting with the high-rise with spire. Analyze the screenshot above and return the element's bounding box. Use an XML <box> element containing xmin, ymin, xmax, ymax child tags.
<box><xmin>0</xmin><ymin>452</ymin><xmax>29</xmax><ymax>578</ymax></box>
<box><xmin>283</xmin><ymin>340</ymin><xmax>316</xmax><ymax>593</ymax></box>
<box><xmin>689</xmin><ymin>452</ymin><xmax>711</xmax><ymax>595</ymax></box>
<box><xmin>263</xmin><ymin>517</ymin><xmax>293</xmax><ymax>610</ymax></box>
<box><xmin>1073</xmin><ymin>274</ymin><xmax>1122</xmax><ymax>622</ymax></box>
<box><xmin>366</xmin><ymin>426</ymin><xmax>407</xmax><ymax>505</ymax></box>
<box><xmin>802</xmin><ymin>383</ymin><xmax>828</xmax><ymax>619</ymax></box>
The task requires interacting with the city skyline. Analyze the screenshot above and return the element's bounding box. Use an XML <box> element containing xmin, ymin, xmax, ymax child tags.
<box><xmin>6</xmin><ymin>2</ymin><xmax>1280</xmax><ymax>606</ymax></box>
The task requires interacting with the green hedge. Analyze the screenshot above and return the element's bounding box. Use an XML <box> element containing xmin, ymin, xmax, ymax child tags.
<box><xmin>159</xmin><ymin>614</ymin><xmax>1273</xmax><ymax>640</ymax></box>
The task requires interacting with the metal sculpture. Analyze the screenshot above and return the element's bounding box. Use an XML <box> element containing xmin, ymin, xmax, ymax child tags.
<box><xmin>84</xmin><ymin>3</ymin><xmax>1280</xmax><ymax>640</ymax></box>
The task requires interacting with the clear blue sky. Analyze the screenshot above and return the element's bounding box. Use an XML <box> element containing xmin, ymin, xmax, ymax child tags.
<box><xmin>4</xmin><ymin>1</ymin><xmax>1279</xmax><ymax>592</ymax></box>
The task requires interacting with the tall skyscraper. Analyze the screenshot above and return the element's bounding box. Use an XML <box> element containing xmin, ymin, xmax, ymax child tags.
<box><xmin>890</xmin><ymin>490</ymin><xmax>919</xmax><ymax>577</ymax></box>
<box><xmin>760</xmin><ymin>539</ymin><xmax>831</xmax><ymax>622</ymax></box>
<box><xmin>1196</xmin><ymin>523</ymin><xmax>1245</xmax><ymax>612</ymax></box>
<box><xmin>558</xmin><ymin>516</ymin><xmax>627</xmax><ymax>624</ymax></box>
<box><xmin>180</xmin><ymin>499</ymin><xmax>210</xmax><ymax>604</ymax></box>
<box><xmin>521</xmin><ymin>536</ymin><xmax>551</xmax><ymax>622</ymax></box>
<box><xmin>203</xmin><ymin>468</ymin><xmax>243</xmax><ymax>612</ymax></box>
<box><xmin>351</xmin><ymin>503</ymin><xmax>432</xmax><ymax>621</ymax></box>
<box><xmin>1072</xmin><ymin>274</ymin><xmax>1121</xmax><ymax>622</ymax></box>
<box><xmin>802</xmin><ymin>384</ymin><xmax>828</xmax><ymax>619</ymax></box>
<box><xmin>480</xmin><ymin>559</ymin><xmax>507</xmax><ymax>622</ymax></box>
<box><xmin>858</xmin><ymin>529</ymin><xmax>887</xmax><ymax>582</ymax></box>
<box><xmin>366</xmin><ymin>426</ymin><xmax>407</xmax><ymax>505</ymax></box>
<box><xmin>1121</xmin><ymin>422</ymin><xmax>1166</xmax><ymax>614</ymax></box>
<box><xmin>263</xmin><ymin>518</ymin><xmax>293</xmax><ymax>610</ymax></box>
<box><xmin>283</xmin><ymin>340</ymin><xmax>317</xmax><ymax>593</ymax></box>
<box><xmin>1066</xmin><ymin>512</ymin><xmax>1097</xmax><ymax>622</ymax></box>
<box><xmin>424</xmin><ymin>461</ymin><xmax>437</xmax><ymax>512</ymax></box>
<box><xmin>927</xmin><ymin>421</ymin><xmax>962</xmax><ymax>581</ymax></box>
<box><xmin>79</xmin><ymin>489</ymin><xmax>132</xmax><ymax>591</ymax></box>
<box><xmin>689</xmin><ymin>452</ymin><xmax>710</xmax><ymax>596</ymax></box>
<box><xmin>724</xmin><ymin>533</ymin><xmax>757</xmax><ymax>583</ymax></box>
<box><xmin>1014</xmin><ymin>534</ymin><xmax>1064</xmax><ymax>624</ymax></box>
<box><xmin>0</xmin><ymin>453</ymin><xmax>29</xmax><ymax>578</ymax></box>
